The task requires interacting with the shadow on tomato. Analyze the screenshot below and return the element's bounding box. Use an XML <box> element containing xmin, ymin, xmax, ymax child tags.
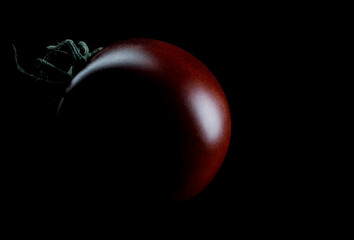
<box><xmin>56</xmin><ymin>68</ymin><xmax>183</xmax><ymax>208</ymax></box>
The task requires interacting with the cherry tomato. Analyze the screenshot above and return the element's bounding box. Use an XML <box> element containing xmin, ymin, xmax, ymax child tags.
<box><xmin>57</xmin><ymin>39</ymin><xmax>231</xmax><ymax>204</ymax></box>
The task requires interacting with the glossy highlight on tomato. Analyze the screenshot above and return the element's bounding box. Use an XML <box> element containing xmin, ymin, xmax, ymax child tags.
<box><xmin>57</xmin><ymin>39</ymin><xmax>231</xmax><ymax>204</ymax></box>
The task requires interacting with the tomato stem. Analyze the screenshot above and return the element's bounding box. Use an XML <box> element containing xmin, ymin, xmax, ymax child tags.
<box><xmin>36</xmin><ymin>58</ymin><xmax>73</xmax><ymax>80</ymax></box>
<box><xmin>12</xmin><ymin>39</ymin><xmax>103</xmax><ymax>85</ymax></box>
<box><xmin>12</xmin><ymin>39</ymin><xmax>103</xmax><ymax>106</ymax></box>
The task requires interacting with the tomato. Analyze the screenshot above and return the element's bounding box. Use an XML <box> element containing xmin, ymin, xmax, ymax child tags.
<box><xmin>57</xmin><ymin>38</ymin><xmax>231</xmax><ymax>204</ymax></box>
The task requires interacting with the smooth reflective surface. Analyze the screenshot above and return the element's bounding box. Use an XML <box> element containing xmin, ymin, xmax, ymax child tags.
<box><xmin>70</xmin><ymin>46</ymin><xmax>159</xmax><ymax>90</ymax></box>
<box><xmin>189</xmin><ymin>87</ymin><xmax>224</xmax><ymax>145</ymax></box>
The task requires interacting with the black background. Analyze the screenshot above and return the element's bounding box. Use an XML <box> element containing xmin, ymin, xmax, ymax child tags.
<box><xmin>2</xmin><ymin>2</ymin><xmax>353</xmax><ymax>239</ymax></box>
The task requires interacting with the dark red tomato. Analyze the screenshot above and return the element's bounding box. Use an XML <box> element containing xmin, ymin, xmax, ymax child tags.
<box><xmin>57</xmin><ymin>39</ymin><xmax>231</xmax><ymax>204</ymax></box>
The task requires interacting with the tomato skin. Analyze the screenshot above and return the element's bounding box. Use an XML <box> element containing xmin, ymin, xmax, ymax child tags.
<box><xmin>57</xmin><ymin>39</ymin><xmax>231</xmax><ymax>203</ymax></box>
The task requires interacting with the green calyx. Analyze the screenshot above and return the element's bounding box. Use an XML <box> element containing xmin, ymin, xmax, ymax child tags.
<box><xmin>13</xmin><ymin>39</ymin><xmax>103</xmax><ymax>85</ymax></box>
